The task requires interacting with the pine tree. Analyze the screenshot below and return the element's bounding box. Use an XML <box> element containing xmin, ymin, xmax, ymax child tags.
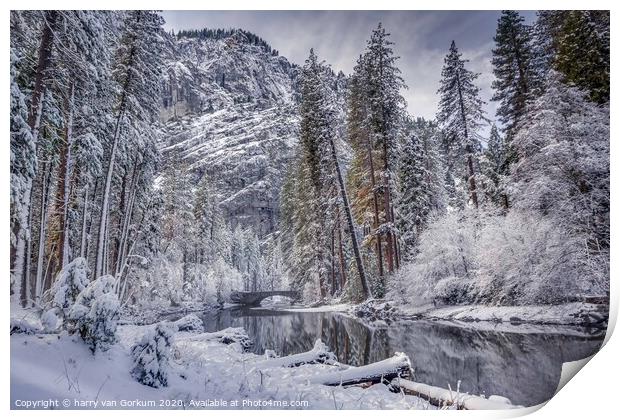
<box><xmin>10</xmin><ymin>50</ymin><xmax>36</xmax><ymax>301</ymax></box>
<box><xmin>95</xmin><ymin>11</ymin><xmax>164</xmax><ymax>278</ymax></box>
<box><xmin>346</xmin><ymin>24</ymin><xmax>406</xmax><ymax>293</ymax></box>
<box><xmin>479</xmin><ymin>124</ymin><xmax>508</xmax><ymax>208</ymax></box>
<box><xmin>555</xmin><ymin>11</ymin><xmax>609</xmax><ymax>104</ymax></box>
<box><xmin>533</xmin><ymin>11</ymin><xmax>609</xmax><ymax>104</ymax></box>
<box><xmin>509</xmin><ymin>73</ymin><xmax>609</xmax><ymax>250</ymax></box>
<box><xmin>437</xmin><ymin>41</ymin><xmax>486</xmax><ymax>209</ymax></box>
<box><xmin>491</xmin><ymin>11</ymin><xmax>538</xmax><ymax>137</ymax></box>
<box><xmin>397</xmin><ymin>118</ymin><xmax>446</xmax><ymax>258</ymax></box>
<box><xmin>282</xmin><ymin>49</ymin><xmax>370</xmax><ymax>301</ymax></box>
<box><xmin>364</xmin><ymin>23</ymin><xmax>407</xmax><ymax>275</ymax></box>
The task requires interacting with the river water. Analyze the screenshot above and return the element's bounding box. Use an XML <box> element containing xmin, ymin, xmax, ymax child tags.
<box><xmin>188</xmin><ymin>306</ymin><xmax>604</xmax><ymax>407</ymax></box>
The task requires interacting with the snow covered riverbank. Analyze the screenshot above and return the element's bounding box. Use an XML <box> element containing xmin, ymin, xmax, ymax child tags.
<box><xmin>340</xmin><ymin>298</ymin><xmax>607</xmax><ymax>329</ymax></box>
<box><xmin>400</xmin><ymin>302</ymin><xmax>608</xmax><ymax>327</ymax></box>
<box><xmin>10</xmin><ymin>315</ymin><xmax>433</xmax><ymax>410</ymax></box>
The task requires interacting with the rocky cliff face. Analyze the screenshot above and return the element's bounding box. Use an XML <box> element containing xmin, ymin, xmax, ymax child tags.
<box><xmin>158</xmin><ymin>29</ymin><xmax>347</xmax><ymax>237</ymax></box>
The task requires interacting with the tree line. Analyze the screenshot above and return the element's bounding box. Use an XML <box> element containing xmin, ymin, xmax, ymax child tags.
<box><xmin>280</xmin><ymin>11</ymin><xmax>610</xmax><ymax>304</ymax></box>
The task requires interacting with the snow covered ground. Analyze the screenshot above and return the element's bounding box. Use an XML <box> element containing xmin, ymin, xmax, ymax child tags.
<box><xmin>10</xmin><ymin>314</ymin><xmax>432</xmax><ymax>410</ymax></box>
<box><xmin>400</xmin><ymin>302</ymin><xmax>608</xmax><ymax>327</ymax></box>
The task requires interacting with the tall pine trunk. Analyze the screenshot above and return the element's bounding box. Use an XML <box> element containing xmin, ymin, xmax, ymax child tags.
<box><xmin>34</xmin><ymin>161</ymin><xmax>52</xmax><ymax>304</ymax></box>
<box><xmin>95</xmin><ymin>32</ymin><xmax>138</xmax><ymax>278</ymax></box>
<box><xmin>365</xmin><ymin>136</ymin><xmax>384</xmax><ymax>281</ymax></box>
<box><xmin>456</xmin><ymin>70</ymin><xmax>479</xmax><ymax>208</ymax></box>
<box><xmin>79</xmin><ymin>187</ymin><xmax>90</xmax><ymax>258</ymax></box>
<box><xmin>336</xmin><ymin>211</ymin><xmax>347</xmax><ymax>292</ymax></box>
<box><xmin>329</xmin><ymin>136</ymin><xmax>370</xmax><ymax>300</ymax></box>
<box><xmin>53</xmin><ymin>83</ymin><xmax>75</xmax><ymax>275</ymax></box>
<box><xmin>12</xmin><ymin>11</ymin><xmax>58</xmax><ymax>302</ymax></box>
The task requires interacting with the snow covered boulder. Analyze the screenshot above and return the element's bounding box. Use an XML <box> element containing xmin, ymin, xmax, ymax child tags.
<box><xmin>174</xmin><ymin>314</ymin><xmax>204</xmax><ymax>332</ymax></box>
<box><xmin>67</xmin><ymin>275</ymin><xmax>120</xmax><ymax>353</ymax></box>
<box><xmin>131</xmin><ymin>322</ymin><xmax>178</xmax><ymax>388</ymax></box>
<box><xmin>49</xmin><ymin>257</ymin><xmax>90</xmax><ymax>315</ymax></box>
<box><xmin>353</xmin><ymin>300</ymin><xmax>401</xmax><ymax>323</ymax></box>
<box><xmin>10</xmin><ymin>313</ymin><xmax>43</xmax><ymax>335</ymax></box>
<box><xmin>41</xmin><ymin>308</ymin><xmax>62</xmax><ymax>332</ymax></box>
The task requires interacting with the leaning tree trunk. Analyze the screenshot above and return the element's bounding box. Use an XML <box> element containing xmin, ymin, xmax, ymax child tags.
<box><xmin>94</xmin><ymin>32</ymin><xmax>137</xmax><ymax>278</ymax></box>
<box><xmin>336</xmin><ymin>211</ymin><xmax>347</xmax><ymax>291</ymax></box>
<box><xmin>12</xmin><ymin>11</ymin><xmax>58</xmax><ymax>302</ymax></box>
<box><xmin>329</xmin><ymin>136</ymin><xmax>371</xmax><ymax>300</ymax></box>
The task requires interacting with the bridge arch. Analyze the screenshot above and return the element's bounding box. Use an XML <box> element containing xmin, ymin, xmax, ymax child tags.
<box><xmin>229</xmin><ymin>290</ymin><xmax>301</xmax><ymax>306</ymax></box>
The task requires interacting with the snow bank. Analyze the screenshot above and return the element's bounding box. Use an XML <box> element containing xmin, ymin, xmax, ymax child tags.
<box><xmin>253</xmin><ymin>339</ymin><xmax>337</xmax><ymax>368</ymax></box>
<box><xmin>11</xmin><ymin>316</ymin><xmax>431</xmax><ymax>410</ymax></box>
<box><xmin>311</xmin><ymin>353</ymin><xmax>411</xmax><ymax>386</ymax></box>
<box><xmin>403</xmin><ymin>302</ymin><xmax>608</xmax><ymax>327</ymax></box>
<box><xmin>391</xmin><ymin>378</ymin><xmax>520</xmax><ymax>410</ymax></box>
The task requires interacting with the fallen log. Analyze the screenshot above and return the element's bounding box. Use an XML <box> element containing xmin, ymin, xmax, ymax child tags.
<box><xmin>181</xmin><ymin>327</ymin><xmax>253</xmax><ymax>351</ymax></box>
<box><xmin>255</xmin><ymin>339</ymin><xmax>338</xmax><ymax>368</ymax></box>
<box><xmin>391</xmin><ymin>378</ymin><xmax>518</xmax><ymax>410</ymax></box>
<box><xmin>312</xmin><ymin>353</ymin><xmax>411</xmax><ymax>386</ymax></box>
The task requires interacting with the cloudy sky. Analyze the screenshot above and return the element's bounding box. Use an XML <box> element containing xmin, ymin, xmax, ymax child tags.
<box><xmin>161</xmin><ymin>11</ymin><xmax>536</xmax><ymax>133</ymax></box>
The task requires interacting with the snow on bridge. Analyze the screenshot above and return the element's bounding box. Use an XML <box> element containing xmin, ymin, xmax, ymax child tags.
<box><xmin>229</xmin><ymin>290</ymin><xmax>301</xmax><ymax>306</ymax></box>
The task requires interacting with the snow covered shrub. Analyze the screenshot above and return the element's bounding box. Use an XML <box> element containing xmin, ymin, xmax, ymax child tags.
<box><xmin>476</xmin><ymin>211</ymin><xmax>599</xmax><ymax>304</ymax></box>
<box><xmin>390</xmin><ymin>212</ymin><xmax>478</xmax><ymax>305</ymax></box>
<box><xmin>389</xmin><ymin>208</ymin><xmax>604</xmax><ymax>307</ymax></box>
<box><xmin>49</xmin><ymin>257</ymin><xmax>90</xmax><ymax>315</ymax></box>
<box><xmin>131</xmin><ymin>322</ymin><xmax>178</xmax><ymax>388</ymax></box>
<box><xmin>509</xmin><ymin>76</ymin><xmax>609</xmax><ymax>252</ymax></box>
<box><xmin>192</xmin><ymin>258</ymin><xmax>243</xmax><ymax>306</ymax></box>
<box><xmin>41</xmin><ymin>308</ymin><xmax>61</xmax><ymax>332</ymax></box>
<box><xmin>174</xmin><ymin>314</ymin><xmax>204</xmax><ymax>332</ymax></box>
<box><xmin>433</xmin><ymin>276</ymin><xmax>477</xmax><ymax>305</ymax></box>
<box><xmin>67</xmin><ymin>275</ymin><xmax>120</xmax><ymax>352</ymax></box>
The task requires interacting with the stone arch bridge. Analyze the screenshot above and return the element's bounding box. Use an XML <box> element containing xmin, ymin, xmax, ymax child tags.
<box><xmin>229</xmin><ymin>290</ymin><xmax>300</xmax><ymax>306</ymax></box>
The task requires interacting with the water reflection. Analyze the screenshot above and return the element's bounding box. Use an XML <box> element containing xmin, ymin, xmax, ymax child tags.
<box><xmin>197</xmin><ymin>307</ymin><xmax>603</xmax><ymax>407</ymax></box>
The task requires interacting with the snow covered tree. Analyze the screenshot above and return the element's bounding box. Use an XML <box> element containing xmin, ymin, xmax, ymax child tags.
<box><xmin>10</xmin><ymin>49</ymin><xmax>36</xmax><ymax>302</ymax></box>
<box><xmin>282</xmin><ymin>49</ymin><xmax>370</xmax><ymax>301</ymax></box>
<box><xmin>364</xmin><ymin>23</ymin><xmax>407</xmax><ymax>275</ymax></box>
<box><xmin>532</xmin><ymin>11</ymin><xmax>609</xmax><ymax>104</ymax></box>
<box><xmin>131</xmin><ymin>322</ymin><xmax>177</xmax><ymax>388</ymax></box>
<box><xmin>437</xmin><ymin>41</ymin><xmax>486</xmax><ymax>209</ymax></box>
<box><xmin>491</xmin><ymin>11</ymin><xmax>539</xmax><ymax>137</ymax></box>
<box><xmin>509</xmin><ymin>73</ymin><xmax>609</xmax><ymax>254</ymax></box>
<box><xmin>346</xmin><ymin>24</ymin><xmax>406</xmax><ymax>294</ymax></box>
<box><xmin>67</xmin><ymin>275</ymin><xmax>120</xmax><ymax>352</ymax></box>
<box><xmin>193</xmin><ymin>174</ymin><xmax>224</xmax><ymax>264</ymax></box>
<box><xmin>49</xmin><ymin>257</ymin><xmax>90</xmax><ymax>315</ymax></box>
<box><xmin>479</xmin><ymin>124</ymin><xmax>508</xmax><ymax>208</ymax></box>
<box><xmin>397</xmin><ymin>118</ymin><xmax>446</xmax><ymax>258</ymax></box>
<box><xmin>95</xmin><ymin>11</ymin><xmax>164</xmax><ymax>278</ymax></box>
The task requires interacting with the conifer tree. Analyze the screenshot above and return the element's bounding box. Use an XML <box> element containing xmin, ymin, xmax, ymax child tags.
<box><xmin>397</xmin><ymin>118</ymin><xmax>446</xmax><ymax>258</ymax></box>
<box><xmin>437</xmin><ymin>41</ymin><xmax>486</xmax><ymax>209</ymax></box>
<box><xmin>491</xmin><ymin>11</ymin><xmax>538</xmax><ymax>137</ymax></box>
<box><xmin>532</xmin><ymin>11</ymin><xmax>609</xmax><ymax>103</ymax></box>
<box><xmin>346</xmin><ymin>24</ymin><xmax>406</xmax><ymax>293</ymax></box>
<box><xmin>95</xmin><ymin>11</ymin><xmax>164</xmax><ymax>278</ymax></box>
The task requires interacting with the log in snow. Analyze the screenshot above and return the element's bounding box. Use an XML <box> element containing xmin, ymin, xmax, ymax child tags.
<box><xmin>391</xmin><ymin>378</ymin><xmax>518</xmax><ymax>410</ymax></box>
<box><xmin>312</xmin><ymin>352</ymin><xmax>411</xmax><ymax>386</ymax></box>
<box><xmin>254</xmin><ymin>339</ymin><xmax>337</xmax><ymax>369</ymax></box>
<box><xmin>181</xmin><ymin>327</ymin><xmax>253</xmax><ymax>351</ymax></box>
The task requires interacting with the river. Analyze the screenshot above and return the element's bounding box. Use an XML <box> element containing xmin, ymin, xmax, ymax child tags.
<box><xmin>180</xmin><ymin>306</ymin><xmax>604</xmax><ymax>407</ymax></box>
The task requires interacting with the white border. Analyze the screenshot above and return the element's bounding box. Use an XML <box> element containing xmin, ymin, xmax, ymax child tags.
<box><xmin>3</xmin><ymin>1</ymin><xmax>617</xmax><ymax>419</ymax></box>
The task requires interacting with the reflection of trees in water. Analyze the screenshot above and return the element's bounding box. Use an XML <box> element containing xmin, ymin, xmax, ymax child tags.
<box><xmin>198</xmin><ymin>309</ymin><xmax>603</xmax><ymax>407</ymax></box>
<box><xmin>386</xmin><ymin>322</ymin><xmax>602</xmax><ymax>406</ymax></box>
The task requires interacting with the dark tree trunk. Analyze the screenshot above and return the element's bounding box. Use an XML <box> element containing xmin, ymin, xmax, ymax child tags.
<box><xmin>329</xmin><ymin>136</ymin><xmax>371</xmax><ymax>300</ymax></box>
